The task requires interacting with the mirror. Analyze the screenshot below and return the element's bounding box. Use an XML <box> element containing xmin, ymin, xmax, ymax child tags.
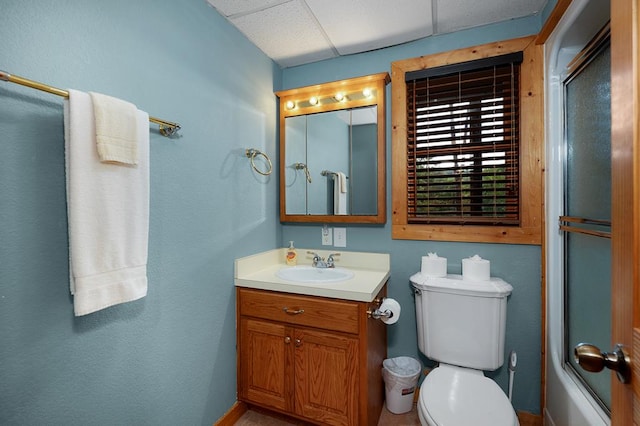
<box><xmin>285</xmin><ymin>106</ymin><xmax>378</xmax><ymax>215</ymax></box>
<box><xmin>277</xmin><ymin>73</ymin><xmax>390</xmax><ymax>224</ymax></box>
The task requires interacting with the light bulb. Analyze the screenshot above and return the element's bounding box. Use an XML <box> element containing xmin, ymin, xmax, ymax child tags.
<box><xmin>285</xmin><ymin>100</ymin><xmax>295</xmax><ymax>110</ymax></box>
<box><xmin>362</xmin><ymin>88</ymin><xmax>372</xmax><ymax>98</ymax></box>
<box><xmin>309</xmin><ymin>96</ymin><xmax>318</xmax><ymax>106</ymax></box>
<box><xmin>335</xmin><ymin>92</ymin><xmax>345</xmax><ymax>101</ymax></box>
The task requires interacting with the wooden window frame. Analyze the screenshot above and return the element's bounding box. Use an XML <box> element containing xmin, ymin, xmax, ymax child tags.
<box><xmin>391</xmin><ymin>36</ymin><xmax>544</xmax><ymax>245</ymax></box>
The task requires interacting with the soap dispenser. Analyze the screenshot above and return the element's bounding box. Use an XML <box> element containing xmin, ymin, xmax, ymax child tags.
<box><xmin>286</xmin><ymin>241</ymin><xmax>297</xmax><ymax>266</ymax></box>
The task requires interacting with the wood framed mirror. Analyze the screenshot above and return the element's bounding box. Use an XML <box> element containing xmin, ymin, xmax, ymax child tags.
<box><xmin>276</xmin><ymin>72</ymin><xmax>390</xmax><ymax>224</ymax></box>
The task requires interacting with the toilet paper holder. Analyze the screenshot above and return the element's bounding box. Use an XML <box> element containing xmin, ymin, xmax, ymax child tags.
<box><xmin>367</xmin><ymin>298</ymin><xmax>393</xmax><ymax>320</ymax></box>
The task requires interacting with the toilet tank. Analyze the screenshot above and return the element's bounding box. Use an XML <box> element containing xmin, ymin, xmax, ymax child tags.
<box><xmin>411</xmin><ymin>274</ymin><xmax>513</xmax><ymax>371</ymax></box>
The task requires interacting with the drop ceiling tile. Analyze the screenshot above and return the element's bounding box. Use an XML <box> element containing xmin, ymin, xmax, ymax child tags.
<box><xmin>207</xmin><ymin>0</ymin><xmax>548</xmax><ymax>68</ymax></box>
<box><xmin>206</xmin><ymin>0</ymin><xmax>290</xmax><ymax>18</ymax></box>
<box><xmin>306</xmin><ymin>0</ymin><xmax>433</xmax><ymax>55</ymax></box>
<box><xmin>436</xmin><ymin>0</ymin><xmax>546</xmax><ymax>34</ymax></box>
<box><xmin>230</xmin><ymin>0</ymin><xmax>336</xmax><ymax>67</ymax></box>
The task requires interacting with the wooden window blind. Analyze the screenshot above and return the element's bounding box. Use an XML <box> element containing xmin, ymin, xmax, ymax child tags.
<box><xmin>405</xmin><ymin>52</ymin><xmax>523</xmax><ymax>226</ymax></box>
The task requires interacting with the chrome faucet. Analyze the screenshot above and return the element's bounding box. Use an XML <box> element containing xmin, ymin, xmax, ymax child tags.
<box><xmin>307</xmin><ymin>251</ymin><xmax>340</xmax><ymax>268</ymax></box>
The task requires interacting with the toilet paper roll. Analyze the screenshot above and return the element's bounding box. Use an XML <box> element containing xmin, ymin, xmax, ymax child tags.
<box><xmin>421</xmin><ymin>252</ymin><xmax>447</xmax><ymax>277</ymax></box>
<box><xmin>462</xmin><ymin>254</ymin><xmax>491</xmax><ymax>281</ymax></box>
<box><xmin>379</xmin><ymin>298</ymin><xmax>401</xmax><ymax>325</ymax></box>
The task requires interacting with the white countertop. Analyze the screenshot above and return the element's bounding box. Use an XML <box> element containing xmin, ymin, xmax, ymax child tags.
<box><xmin>234</xmin><ymin>248</ymin><xmax>390</xmax><ymax>302</ymax></box>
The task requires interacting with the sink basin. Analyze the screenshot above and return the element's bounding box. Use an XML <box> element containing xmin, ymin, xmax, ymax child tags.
<box><xmin>276</xmin><ymin>266</ymin><xmax>354</xmax><ymax>283</ymax></box>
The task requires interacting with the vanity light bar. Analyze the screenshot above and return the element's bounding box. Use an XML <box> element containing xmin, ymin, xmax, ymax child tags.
<box><xmin>284</xmin><ymin>88</ymin><xmax>377</xmax><ymax>110</ymax></box>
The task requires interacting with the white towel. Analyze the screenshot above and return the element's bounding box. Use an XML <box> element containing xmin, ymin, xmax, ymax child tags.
<box><xmin>339</xmin><ymin>171</ymin><xmax>347</xmax><ymax>193</ymax></box>
<box><xmin>334</xmin><ymin>172</ymin><xmax>348</xmax><ymax>215</ymax></box>
<box><xmin>89</xmin><ymin>91</ymin><xmax>139</xmax><ymax>165</ymax></box>
<box><xmin>64</xmin><ymin>89</ymin><xmax>149</xmax><ymax>316</ymax></box>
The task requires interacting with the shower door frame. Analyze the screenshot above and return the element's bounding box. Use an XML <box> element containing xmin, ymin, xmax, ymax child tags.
<box><xmin>561</xmin><ymin>23</ymin><xmax>612</xmax><ymax>415</ymax></box>
<box><xmin>544</xmin><ymin>0</ymin><xmax>637</xmax><ymax>424</ymax></box>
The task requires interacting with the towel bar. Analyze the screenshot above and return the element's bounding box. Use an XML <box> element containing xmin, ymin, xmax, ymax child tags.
<box><xmin>0</xmin><ymin>69</ymin><xmax>181</xmax><ymax>137</ymax></box>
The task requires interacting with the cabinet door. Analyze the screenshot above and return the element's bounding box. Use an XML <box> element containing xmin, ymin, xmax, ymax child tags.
<box><xmin>294</xmin><ymin>327</ymin><xmax>359</xmax><ymax>426</ymax></box>
<box><xmin>239</xmin><ymin>318</ymin><xmax>292</xmax><ymax>412</ymax></box>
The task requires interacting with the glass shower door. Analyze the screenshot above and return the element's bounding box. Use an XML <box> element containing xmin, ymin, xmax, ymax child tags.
<box><xmin>561</xmin><ymin>29</ymin><xmax>611</xmax><ymax>414</ymax></box>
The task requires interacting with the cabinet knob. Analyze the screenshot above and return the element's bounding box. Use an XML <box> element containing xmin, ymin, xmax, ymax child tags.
<box><xmin>295</xmin><ymin>339</ymin><xmax>302</xmax><ymax>347</ymax></box>
<box><xmin>284</xmin><ymin>336</ymin><xmax>291</xmax><ymax>344</ymax></box>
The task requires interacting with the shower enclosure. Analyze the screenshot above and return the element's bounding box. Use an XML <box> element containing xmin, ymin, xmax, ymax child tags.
<box><xmin>545</xmin><ymin>0</ymin><xmax>612</xmax><ymax>424</ymax></box>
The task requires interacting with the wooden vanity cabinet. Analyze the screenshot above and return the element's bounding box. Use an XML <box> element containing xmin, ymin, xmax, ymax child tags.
<box><xmin>236</xmin><ymin>285</ymin><xmax>387</xmax><ymax>426</ymax></box>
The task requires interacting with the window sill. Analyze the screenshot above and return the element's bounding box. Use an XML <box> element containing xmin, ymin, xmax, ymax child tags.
<box><xmin>392</xmin><ymin>223</ymin><xmax>542</xmax><ymax>245</ymax></box>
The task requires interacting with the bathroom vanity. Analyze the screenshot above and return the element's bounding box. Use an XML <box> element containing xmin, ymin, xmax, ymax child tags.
<box><xmin>235</xmin><ymin>249</ymin><xmax>390</xmax><ymax>426</ymax></box>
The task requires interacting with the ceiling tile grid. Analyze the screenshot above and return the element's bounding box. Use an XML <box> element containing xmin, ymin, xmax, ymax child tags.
<box><xmin>227</xmin><ymin>1</ymin><xmax>336</xmax><ymax>67</ymax></box>
<box><xmin>305</xmin><ymin>0</ymin><xmax>434</xmax><ymax>56</ymax></box>
<box><xmin>206</xmin><ymin>0</ymin><xmax>548</xmax><ymax>68</ymax></box>
<box><xmin>435</xmin><ymin>0</ymin><xmax>548</xmax><ymax>34</ymax></box>
<box><xmin>208</xmin><ymin>0</ymin><xmax>290</xmax><ymax>17</ymax></box>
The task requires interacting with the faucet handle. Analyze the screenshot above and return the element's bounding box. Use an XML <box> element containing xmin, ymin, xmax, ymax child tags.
<box><xmin>327</xmin><ymin>252</ymin><xmax>340</xmax><ymax>266</ymax></box>
<box><xmin>306</xmin><ymin>251</ymin><xmax>321</xmax><ymax>266</ymax></box>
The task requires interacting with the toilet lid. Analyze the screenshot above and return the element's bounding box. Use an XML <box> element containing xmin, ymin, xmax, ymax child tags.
<box><xmin>421</xmin><ymin>365</ymin><xmax>517</xmax><ymax>426</ymax></box>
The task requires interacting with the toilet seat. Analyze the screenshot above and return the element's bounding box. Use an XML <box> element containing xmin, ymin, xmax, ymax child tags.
<box><xmin>418</xmin><ymin>364</ymin><xmax>518</xmax><ymax>426</ymax></box>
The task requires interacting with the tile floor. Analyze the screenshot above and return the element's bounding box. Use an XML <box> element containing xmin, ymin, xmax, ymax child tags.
<box><xmin>233</xmin><ymin>403</ymin><xmax>420</xmax><ymax>426</ymax></box>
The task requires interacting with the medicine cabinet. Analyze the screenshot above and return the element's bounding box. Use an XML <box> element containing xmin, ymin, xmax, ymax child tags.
<box><xmin>276</xmin><ymin>73</ymin><xmax>390</xmax><ymax>224</ymax></box>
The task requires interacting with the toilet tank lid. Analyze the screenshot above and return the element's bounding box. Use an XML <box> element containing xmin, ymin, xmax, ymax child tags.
<box><xmin>410</xmin><ymin>273</ymin><xmax>513</xmax><ymax>297</ymax></box>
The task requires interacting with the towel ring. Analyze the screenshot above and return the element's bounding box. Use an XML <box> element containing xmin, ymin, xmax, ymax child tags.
<box><xmin>294</xmin><ymin>162</ymin><xmax>312</xmax><ymax>183</ymax></box>
<box><xmin>245</xmin><ymin>149</ymin><xmax>272</xmax><ymax>176</ymax></box>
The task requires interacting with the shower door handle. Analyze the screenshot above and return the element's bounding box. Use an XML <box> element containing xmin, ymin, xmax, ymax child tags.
<box><xmin>574</xmin><ymin>343</ymin><xmax>630</xmax><ymax>383</ymax></box>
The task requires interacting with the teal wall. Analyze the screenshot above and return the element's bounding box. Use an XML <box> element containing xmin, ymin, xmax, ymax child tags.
<box><xmin>0</xmin><ymin>0</ymin><xmax>554</xmax><ymax>423</ymax></box>
<box><xmin>281</xmin><ymin>17</ymin><xmax>544</xmax><ymax>414</ymax></box>
<box><xmin>0</xmin><ymin>1</ymin><xmax>280</xmax><ymax>424</ymax></box>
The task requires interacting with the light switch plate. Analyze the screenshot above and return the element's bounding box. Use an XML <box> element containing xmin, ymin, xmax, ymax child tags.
<box><xmin>334</xmin><ymin>227</ymin><xmax>347</xmax><ymax>247</ymax></box>
<box><xmin>322</xmin><ymin>225</ymin><xmax>332</xmax><ymax>245</ymax></box>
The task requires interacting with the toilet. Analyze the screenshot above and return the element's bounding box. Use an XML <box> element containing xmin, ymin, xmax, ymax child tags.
<box><xmin>410</xmin><ymin>273</ymin><xmax>519</xmax><ymax>426</ymax></box>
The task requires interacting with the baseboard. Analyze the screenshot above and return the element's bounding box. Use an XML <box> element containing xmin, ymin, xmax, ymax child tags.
<box><xmin>517</xmin><ymin>410</ymin><xmax>543</xmax><ymax>426</ymax></box>
<box><xmin>214</xmin><ymin>401</ymin><xmax>248</xmax><ymax>426</ymax></box>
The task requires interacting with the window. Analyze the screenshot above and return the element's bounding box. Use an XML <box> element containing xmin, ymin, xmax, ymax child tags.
<box><xmin>407</xmin><ymin>53</ymin><xmax>522</xmax><ymax>225</ymax></box>
<box><xmin>391</xmin><ymin>37</ymin><xmax>543</xmax><ymax>244</ymax></box>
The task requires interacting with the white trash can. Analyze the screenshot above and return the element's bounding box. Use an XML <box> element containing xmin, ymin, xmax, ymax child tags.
<box><xmin>382</xmin><ymin>356</ymin><xmax>422</xmax><ymax>414</ymax></box>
